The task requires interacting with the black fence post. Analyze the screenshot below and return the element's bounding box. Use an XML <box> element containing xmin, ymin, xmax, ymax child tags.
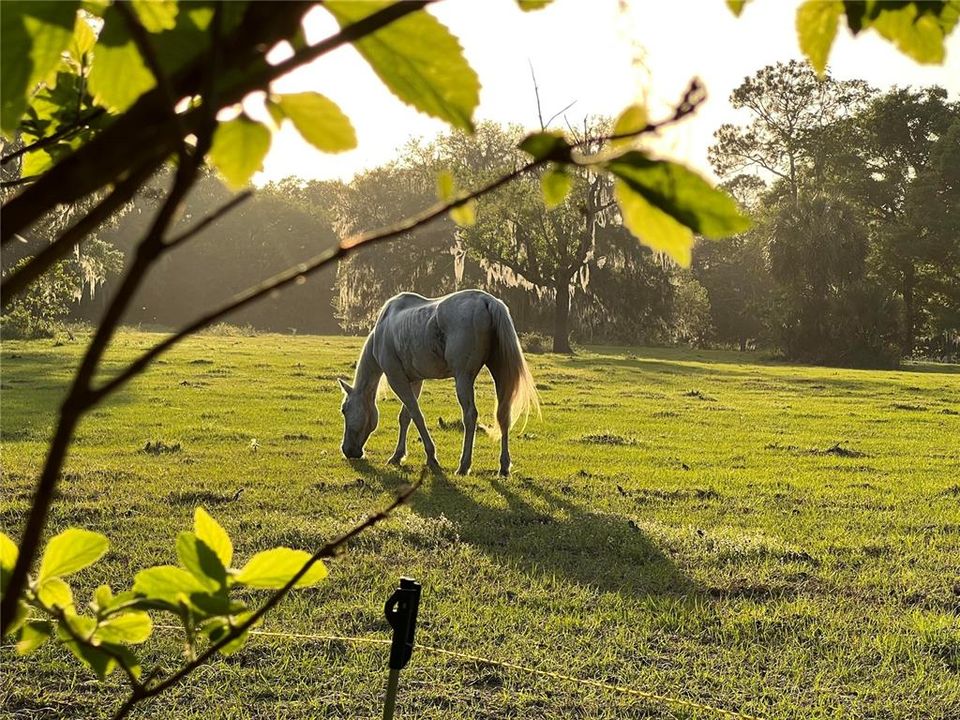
<box><xmin>382</xmin><ymin>577</ymin><xmax>421</xmax><ymax>720</ymax></box>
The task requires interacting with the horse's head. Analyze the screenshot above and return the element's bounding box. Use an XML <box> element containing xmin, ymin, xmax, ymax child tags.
<box><xmin>338</xmin><ymin>378</ymin><xmax>378</xmax><ymax>458</ymax></box>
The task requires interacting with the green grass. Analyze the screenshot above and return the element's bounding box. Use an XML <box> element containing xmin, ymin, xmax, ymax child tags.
<box><xmin>2</xmin><ymin>331</ymin><xmax>959</xmax><ymax>719</ymax></box>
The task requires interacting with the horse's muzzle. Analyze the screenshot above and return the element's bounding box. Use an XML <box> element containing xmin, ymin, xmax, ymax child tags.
<box><xmin>341</xmin><ymin>445</ymin><xmax>363</xmax><ymax>459</ymax></box>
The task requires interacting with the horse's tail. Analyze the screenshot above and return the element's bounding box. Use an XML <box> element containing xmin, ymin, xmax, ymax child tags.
<box><xmin>489</xmin><ymin>298</ymin><xmax>540</xmax><ymax>431</ymax></box>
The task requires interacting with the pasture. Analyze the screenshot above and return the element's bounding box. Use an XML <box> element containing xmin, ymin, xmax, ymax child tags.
<box><xmin>2</xmin><ymin>331</ymin><xmax>959</xmax><ymax>719</ymax></box>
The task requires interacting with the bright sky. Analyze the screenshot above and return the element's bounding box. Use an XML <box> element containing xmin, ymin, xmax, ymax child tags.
<box><xmin>253</xmin><ymin>0</ymin><xmax>960</xmax><ymax>185</ymax></box>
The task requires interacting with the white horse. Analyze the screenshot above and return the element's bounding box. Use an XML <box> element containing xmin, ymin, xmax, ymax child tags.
<box><xmin>338</xmin><ymin>289</ymin><xmax>539</xmax><ymax>476</ymax></box>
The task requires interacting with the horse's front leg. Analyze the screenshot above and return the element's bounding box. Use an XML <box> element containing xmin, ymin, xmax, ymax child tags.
<box><xmin>387</xmin><ymin>375</ymin><xmax>439</xmax><ymax>470</ymax></box>
<box><xmin>454</xmin><ymin>374</ymin><xmax>478</xmax><ymax>476</ymax></box>
<box><xmin>388</xmin><ymin>380</ymin><xmax>421</xmax><ymax>465</ymax></box>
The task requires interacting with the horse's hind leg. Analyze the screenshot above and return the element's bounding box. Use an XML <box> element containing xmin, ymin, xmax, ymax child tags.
<box><xmin>493</xmin><ymin>378</ymin><xmax>512</xmax><ymax>476</ymax></box>
<box><xmin>455</xmin><ymin>374</ymin><xmax>478</xmax><ymax>476</ymax></box>
<box><xmin>388</xmin><ymin>380</ymin><xmax>421</xmax><ymax>465</ymax></box>
<box><xmin>388</xmin><ymin>374</ymin><xmax>439</xmax><ymax>470</ymax></box>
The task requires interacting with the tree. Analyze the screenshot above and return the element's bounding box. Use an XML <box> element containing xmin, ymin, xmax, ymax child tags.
<box><xmin>841</xmin><ymin>87</ymin><xmax>960</xmax><ymax>353</ymax></box>
<box><xmin>443</xmin><ymin>123</ymin><xmax>618</xmax><ymax>353</ymax></box>
<box><xmin>709</xmin><ymin>60</ymin><xmax>874</xmax><ymax>201</ymax></box>
<box><xmin>768</xmin><ymin>196</ymin><xmax>899</xmax><ymax>366</ymax></box>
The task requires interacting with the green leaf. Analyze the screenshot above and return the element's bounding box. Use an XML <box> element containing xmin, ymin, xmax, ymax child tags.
<box><xmin>450</xmin><ymin>200</ymin><xmax>477</xmax><ymax>227</ymax></box>
<box><xmin>325</xmin><ymin>1</ymin><xmax>479</xmax><ymax>132</ymax></box>
<box><xmin>68</xmin><ymin>12</ymin><xmax>97</xmax><ymax>61</ymax></box>
<box><xmin>517</xmin><ymin>0</ymin><xmax>554</xmax><ymax>10</ymax></box>
<box><xmin>37</xmin><ymin>577</ymin><xmax>74</xmax><ymax>610</ymax></box>
<box><xmin>38</xmin><ymin>528</ymin><xmax>109</xmax><ymax>582</ymax></box>
<box><xmin>797</xmin><ymin>1</ymin><xmax>843</xmax><ymax>75</ymax></box>
<box><xmin>541</xmin><ymin>164</ymin><xmax>572</xmax><ymax>209</ymax></box>
<box><xmin>209</xmin><ymin>115</ymin><xmax>272</xmax><ymax>190</ymax></box>
<box><xmin>518</xmin><ymin>131</ymin><xmax>572</xmax><ymax>162</ymax></box>
<box><xmin>866</xmin><ymin>2</ymin><xmax>949</xmax><ymax>64</ymax></box>
<box><xmin>57</xmin><ymin>621</ymin><xmax>116</xmax><ymax>679</ymax></box>
<box><xmin>194</xmin><ymin>508</ymin><xmax>233</xmax><ymax>569</ymax></box>
<box><xmin>176</xmin><ymin>531</ymin><xmax>227</xmax><ymax>590</ymax></box>
<box><xmin>0</xmin><ymin>1</ymin><xmax>80</xmax><ymax>135</ymax></box>
<box><xmin>133</xmin><ymin>565</ymin><xmax>206</xmax><ymax>606</ymax></box>
<box><xmin>93</xmin><ymin>584</ymin><xmax>113</xmax><ymax>612</ymax></box>
<box><xmin>612</xmin><ymin>104</ymin><xmax>648</xmax><ymax>148</ymax></box>
<box><xmin>132</xmin><ymin>0</ymin><xmax>179</xmax><ymax>32</ymax></box>
<box><xmin>271</xmin><ymin>93</ymin><xmax>357</xmax><ymax>154</ymax></box>
<box><xmin>0</xmin><ymin>531</ymin><xmax>18</xmax><ymax>580</ymax></box>
<box><xmin>0</xmin><ymin>542</ymin><xmax>15</xmax><ymax>595</ymax></box>
<box><xmin>16</xmin><ymin>620</ymin><xmax>52</xmax><ymax>655</ymax></box>
<box><xmin>87</xmin><ymin>5</ymin><xmax>156</xmax><ymax>112</ymax></box>
<box><xmin>726</xmin><ymin>0</ymin><xmax>750</xmax><ymax>17</ymax></box>
<box><xmin>614</xmin><ymin>177</ymin><xmax>696</xmax><ymax>266</ymax></box>
<box><xmin>94</xmin><ymin>611</ymin><xmax>153</xmax><ymax>645</ymax></box>
<box><xmin>21</xmin><ymin>148</ymin><xmax>54</xmax><ymax>177</ymax></box>
<box><xmin>605</xmin><ymin>152</ymin><xmax>751</xmax><ymax>238</ymax></box>
<box><xmin>436</xmin><ymin>170</ymin><xmax>475</xmax><ymax>227</ymax></box>
<box><xmin>234</xmin><ymin>548</ymin><xmax>328</xmax><ymax>589</ymax></box>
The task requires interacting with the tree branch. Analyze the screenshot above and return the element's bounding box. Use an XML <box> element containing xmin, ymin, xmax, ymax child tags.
<box><xmin>0</xmin><ymin>110</ymin><xmax>104</xmax><ymax>167</ymax></box>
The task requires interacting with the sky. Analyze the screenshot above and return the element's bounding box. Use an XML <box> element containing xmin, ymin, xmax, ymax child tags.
<box><xmin>252</xmin><ymin>0</ymin><xmax>960</xmax><ymax>185</ymax></box>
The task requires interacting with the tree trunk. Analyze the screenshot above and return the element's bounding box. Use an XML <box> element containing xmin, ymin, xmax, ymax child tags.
<box><xmin>552</xmin><ymin>281</ymin><xmax>572</xmax><ymax>353</ymax></box>
<box><xmin>902</xmin><ymin>264</ymin><xmax>916</xmax><ymax>355</ymax></box>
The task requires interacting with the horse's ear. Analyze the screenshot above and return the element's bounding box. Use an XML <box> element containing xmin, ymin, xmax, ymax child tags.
<box><xmin>337</xmin><ymin>377</ymin><xmax>353</xmax><ymax>395</ymax></box>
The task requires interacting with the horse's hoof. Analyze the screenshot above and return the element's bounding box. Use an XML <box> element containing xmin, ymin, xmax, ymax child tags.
<box><xmin>387</xmin><ymin>455</ymin><xmax>404</xmax><ymax>466</ymax></box>
<box><xmin>455</xmin><ymin>465</ymin><xmax>470</xmax><ymax>476</ymax></box>
<box><xmin>498</xmin><ymin>466</ymin><xmax>510</xmax><ymax>477</ymax></box>
<box><xmin>426</xmin><ymin>459</ymin><xmax>443</xmax><ymax>474</ymax></box>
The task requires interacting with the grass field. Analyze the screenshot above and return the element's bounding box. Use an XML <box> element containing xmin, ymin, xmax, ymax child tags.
<box><xmin>2</xmin><ymin>331</ymin><xmax>959</xmax><ymax>719</ymax></box>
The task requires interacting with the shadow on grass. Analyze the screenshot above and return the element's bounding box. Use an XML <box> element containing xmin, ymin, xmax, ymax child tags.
<box><xmin>351</xmin><ymin>459</ymin><xmax>696</xmax><ymax>598</ymax></box>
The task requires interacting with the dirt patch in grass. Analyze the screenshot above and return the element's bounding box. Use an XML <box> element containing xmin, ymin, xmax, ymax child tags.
<box><xmin>581</xmin><ymin>432</ymin><xmax>635</xmax><ymax>445</ymax></box>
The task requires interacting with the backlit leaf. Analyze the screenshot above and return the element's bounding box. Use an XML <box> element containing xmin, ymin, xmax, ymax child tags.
<box><xmin>1</xmin><ymin>1</ymin><xmax>80</xmax><ymax>134</ymax></box>
<box><xmin>87</xmin><ymin>5</ymin><xmax>156</xmax><ymax>112</ymax></box>
<box><xmin>726</xmin><ymin>0</ymin><xmax>750</xmax><ymax>17</ymax></box>
<box><xmin>176</xmin><ymin>532</ymin><xmax>227</xmax><ymax>589</ymax></box>
<box><xmin>209</xmin><ymin>116</ymin><xmax>272</xmax><ymax>190</ymax></box>
<box><xmin>797</xmin><ymin>1</ymin><xmax>843</xmax><ymax>75</ymax></box>
<box><xmin>866</xmin><ymin>3</ymin><xmax>948</xmax><ymax>64</ymax></box>
<box><xmin>57</xmin><ymin>620</ymin><xmax>115</xmax><ymax>678</ymax></box>
<box><xmin>194</xmin><ymin>508</ymin><xmax>233</xmax><ymax>569</ymax></box>
<box><xmin>0</xmin><ymin>531</ymin><xmax>18</xmax><ymax>574</ymax></box>
<box><xmin>450</xmin><ymin>200</ymin><xmax>477</xmax><ymax>227</ymax></box>
<box><xmin>517</xmin><ymin>0</ymin><xmax>554</xmax><ymax>10</ymax></box>
<box><xmin>614</xmin><ymin>177</ymin><xmax>695</xmax><ymax>267</ymax></box>
<box><xmin>38</xmin><ymin>528</ymin><xmax>109</xmax><ymax>582</ymax></box>
<box><xmin>94</xmin><ymin>611</ymin><xmax>153</xmax><ymax>645</ymax></box>
<box><xmin>235</xmin><ymin>548</ymin><xmax>327</xmax><ymax>589</ymax></box>
<box><xmin>518</xmin><ymin>131</ymin><xmax>571</xmax><ymax>162</ymax></box>
<box><xmin>605</xmin><ymin>152</ymin><xmax>751</xmax><ymax>238</ymax></box>
<box><xmin>272</xmin><ymin>93</ymin><xmax>357</xmax><ymax>153</ymax></box>
<box><xmin>37</xmin><ymin>577</ymin><xmax>73</xmax><ymax>610</ymax></box>
<box><xmin>133</xmin><ymin>565</ymin><xmax>206</xmax><ymax>606</ymax></box>
<box><xmin>612</xmin><ymin>104</ymin><xmax>648</xmax><ymax>148</ymax></box>
<box><xmin>541</xmin><ymin>164</ymin><xmax>572</xmax><ymax>209</ymax></box>
<box><xmin>132</xmin><ymin>0</ymin><xmax>179</xmax><ymax>32</ymax></box>
<box><xmin>325</xmin><ymin>1</ymin><xmax>479</xmax><ymax>132</ymax></box>
<box><xmin>16</xmin><ymin>620</ymin><xmax>52</xmax><ymax>655</ymax></box>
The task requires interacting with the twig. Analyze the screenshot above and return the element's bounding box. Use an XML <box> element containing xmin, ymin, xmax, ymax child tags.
<box><xmin>0</xmin><ymin>110</ymin><xmax>104</xmax><ymax>166</ymax></box>
<box><xmin>110</xmin><ymin>478</ymin><xmax>424</xmax><ymax>720</ymax></box>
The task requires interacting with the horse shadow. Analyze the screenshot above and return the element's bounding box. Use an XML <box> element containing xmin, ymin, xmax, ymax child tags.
<box><xmin>350</xmin><ymin>459</ymin><xmax>696</xmax><ymax>599</ymax></box>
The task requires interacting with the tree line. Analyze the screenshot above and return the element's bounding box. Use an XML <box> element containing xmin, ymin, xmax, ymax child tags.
<box><xmin>5</xmin><ymin>62</ymin><xmax>957</xmax><ymax>366</ymax></box>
